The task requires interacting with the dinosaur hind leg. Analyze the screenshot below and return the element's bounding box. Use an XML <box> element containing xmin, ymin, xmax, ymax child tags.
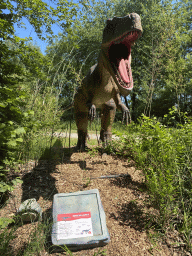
<box><xmin>75</xmin><ymin>112</ymin><xmax>88</xmax><ymax>151</ymax></box>
<box><xmin>100</xmin><ymin>99</ymin><xmax>116</xmax><ymax>146</ymax></box>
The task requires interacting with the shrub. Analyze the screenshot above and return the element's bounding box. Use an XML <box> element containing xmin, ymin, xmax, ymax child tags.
<box><xmin>113</xmin><ymin>114</ymin><xmax>192</xmax><ymax>249</ymax></box>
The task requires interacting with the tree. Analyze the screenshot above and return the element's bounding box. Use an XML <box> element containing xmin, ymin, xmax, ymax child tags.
<box><xmin>46</xmin><ymin>0</ymin><xmax>191</xmax><ymax>121</ymax></box>
<box><xmin>111</xmin><ymin>0</ymin><xmax>192</xmax><ymax>120</ymax></box>
<box><xmin>46</xmin><ymin>0</ymin><xmax>121</xmax><ymax>106</ymax></box>
<box><xmin>0</xmin><ymin>0</ymin><xmax>79</xmax><ymax>202</ymax></box>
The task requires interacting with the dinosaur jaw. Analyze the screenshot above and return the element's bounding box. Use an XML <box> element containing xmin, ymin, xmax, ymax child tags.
<box><xmin>102</xmin><ymin>30</ymin><xmax>140</xmax><ymax>95</ymax></box>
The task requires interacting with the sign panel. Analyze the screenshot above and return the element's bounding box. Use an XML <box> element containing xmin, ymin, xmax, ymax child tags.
<box><xmin>57</xmin><ymin>212</ymin><xmax>93</xmax><ymax>240</ymax></box>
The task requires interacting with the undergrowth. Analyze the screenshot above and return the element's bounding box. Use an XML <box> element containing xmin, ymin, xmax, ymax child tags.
<box><xmin>113</xmin><ymin>114</ymin><xmax>192</xmax><ymax>251</ymax></box>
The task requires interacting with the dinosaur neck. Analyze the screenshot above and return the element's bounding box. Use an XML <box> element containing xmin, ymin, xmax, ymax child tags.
<box><xmin>97</xmin><ymin>49</ymin><xmax>130</xmax><ymax>96</ymax></box>
<box><xmin>97</xmin><ymin>52</ymin><xmax>112</xmax><ymax>82</ymax></box>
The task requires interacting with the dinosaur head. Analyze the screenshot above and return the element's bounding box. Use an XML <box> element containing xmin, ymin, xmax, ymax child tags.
<box><xmin>101</xmin><ymin>13</ymin><xmax>142</xmax><ymax>96</ymax></box>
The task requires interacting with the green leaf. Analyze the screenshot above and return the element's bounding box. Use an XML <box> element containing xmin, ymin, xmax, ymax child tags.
<box><xmin>12</xmin><ymin>177</ymin><xmax>23</xmax><ymax>186</ymax></box>
<box><xmin>28</xmin><ymin>110</ymin><xmax>34</xmax><ymax>115</ymax></box>
<box><xmin>14</xmin><ymin>127</ymin><xmax>26</xmax><ymax>135</ymax></box>
<box><xmin>0</xmin><ymin>182</ymin><xmax>14</xmax><ymax>192</ymax></box>
<box><xmin>0</xmin><ymin>218</ymin><xmax>15</xmax><ymax>229</ymax></box>
<box><xmin>16</xmin><ymin>138</ymin><xmax>23</xmax><ymax>142</ymax></box>
<box><xmin>0</xmin><ymin>103</ymin><xmax>7</xmax><ymax>108</ymax></box>
<box><xmin>7</xmin><ymin>140</ymin><xmax>17</xmax><ymax>147</ymax></box>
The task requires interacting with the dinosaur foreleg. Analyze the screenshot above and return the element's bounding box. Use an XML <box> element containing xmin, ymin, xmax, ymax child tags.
<box><xmin>100</xmin><ymin>99</ymin><xmax>116</xmax><ymax>146</ymax></box>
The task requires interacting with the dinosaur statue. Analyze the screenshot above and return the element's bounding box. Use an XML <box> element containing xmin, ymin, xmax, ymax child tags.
<box><xmin>66</xmin><ymin>13</ymin><xmax>142</xmax><ymax>150</ymax></box>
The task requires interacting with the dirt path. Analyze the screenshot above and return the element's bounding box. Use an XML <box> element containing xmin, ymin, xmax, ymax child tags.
<box><xmin>47</xmin><ymin>132</ymin><xmax>119</xmax><ymax>140</ymax></box>
<box><xmin>1</xmin><ymin>148</ymin><xmax>184</xmax><ymax>255</ymax></box>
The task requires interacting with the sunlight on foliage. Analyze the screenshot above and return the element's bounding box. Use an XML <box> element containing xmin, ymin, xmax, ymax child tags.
<box><xmin>113</xmin><ymin>113</ymin><xmax>192</xmax><ymax>250</ymax></box>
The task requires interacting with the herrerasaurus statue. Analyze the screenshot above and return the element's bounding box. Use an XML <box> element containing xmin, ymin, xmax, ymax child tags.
<box><xmin>65</xmin><ymin>13</ymin><xmax>143</xmax><ymax>150</ymax></box>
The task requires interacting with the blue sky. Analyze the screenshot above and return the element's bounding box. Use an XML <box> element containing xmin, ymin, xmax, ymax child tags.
<box><xmin>12</xmin><ymin>0</ymin><xmax>82</xmax><ymax>54</ymax></box>
<box><xmin>14</xmin><ymin>19</ymin><xmax>61</xmax><ymax>54</ymax></box>
<box><xmin>13</xmin><ymin>0</ymin><xmax>65</xmax><ymax>54</ymax></box>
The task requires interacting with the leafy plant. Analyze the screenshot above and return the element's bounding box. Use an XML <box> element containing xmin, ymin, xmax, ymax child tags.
<box><xmin>162</xmin><ymin>106</ymin><xmax>188</xmax><ymax>127</ymax></box>
<box><xmin>0</xmin><ymin>226</ymin><xmax>16</xmax><ymax>255</ymax></box>
<box><xmin>0</xmin><ymin>218</ymin><xmax>15</xmax><ymax>229</ymax></box>
<box><xmin>113</xmin><ymin>113</ymin><xmax>192</xmax><ymax>250</ymax></box>
<box><xmin>0</xmin><ymin>44</ymin><xmax>26</xmax><ymax>199</ymax></box>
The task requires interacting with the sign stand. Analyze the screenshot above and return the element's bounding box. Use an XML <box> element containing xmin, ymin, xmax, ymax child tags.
<box><xmin>51</xmin><ymin>189</ymin><xmax>110</xmax><ymax>251</ymax></box>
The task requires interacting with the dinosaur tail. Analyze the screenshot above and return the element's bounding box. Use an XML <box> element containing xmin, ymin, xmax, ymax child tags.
<box><xmin>63</xmin><ymin>102</ymin><xmax>74</xmax><ymax>111</ymax></box>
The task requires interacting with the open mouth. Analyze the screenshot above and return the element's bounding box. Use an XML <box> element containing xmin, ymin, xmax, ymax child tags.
<box><xmin>108</xmin><ymin>30</ymin><xmax>140</xmax><ymax>90</ymax></box>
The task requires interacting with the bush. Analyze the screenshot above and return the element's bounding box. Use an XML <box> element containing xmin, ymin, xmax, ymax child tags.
<box><xmin>162</xmin><ymin>106</ymin><xmax>188</xmax><ymax>127</ymax></box>
<box><xmin>113</xmin><ymin>114</ymin><xmax>192</xmax><ymax>249</ymax></box>
<box><xmin>0</xmin><ymin>41</ymin><xmax>26</xmax><ymax>200</ymax></box>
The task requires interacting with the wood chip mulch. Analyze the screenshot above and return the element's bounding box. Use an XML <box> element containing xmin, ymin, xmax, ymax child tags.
<box><xmin>0</xmin><ymin>146</ymin><xmax>188</xmax><ymax>256</ymax></box>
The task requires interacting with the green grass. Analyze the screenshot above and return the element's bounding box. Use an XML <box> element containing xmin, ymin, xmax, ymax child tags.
<box><xmin>18</xmin><ymin>129</ymin><xmax>98</xmax><ymax>162</ymax></box>
<box><xmin>17</xmin><ymin>119</ymin><xmax>135</xmax><ymax>163</ymax></box>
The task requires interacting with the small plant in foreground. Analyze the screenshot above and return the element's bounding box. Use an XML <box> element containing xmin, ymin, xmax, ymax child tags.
<box><xmin>83</xmin><ymin>177</ymin><xmax>91</xmax><ymax>188</ymax></box>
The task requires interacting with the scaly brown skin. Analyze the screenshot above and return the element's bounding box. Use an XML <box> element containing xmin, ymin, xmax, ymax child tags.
<box><xmin>72</xmin><ymin>13</ymin><xmax>142</xmax><ymax>151</ymax></box>
<box><xmin>74</xmin><ymin>59</ymin><xmax>129</xmax><ymax>150</ymax></box>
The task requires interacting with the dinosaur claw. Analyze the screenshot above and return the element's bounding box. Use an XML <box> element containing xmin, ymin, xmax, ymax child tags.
<box><xmin>87</xmin><ymin>103</ymin><xmax>96</xmax><ymax>121</ymax></box>
<box><xmin>77</xmin><ymin>130</ymin><xmax>89</xmax><ymax>152</ymax></box>
<box><xmin>120</xmin><ymin>105</ymin><xmax>131</xmax><ymax>124</ymax></box>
